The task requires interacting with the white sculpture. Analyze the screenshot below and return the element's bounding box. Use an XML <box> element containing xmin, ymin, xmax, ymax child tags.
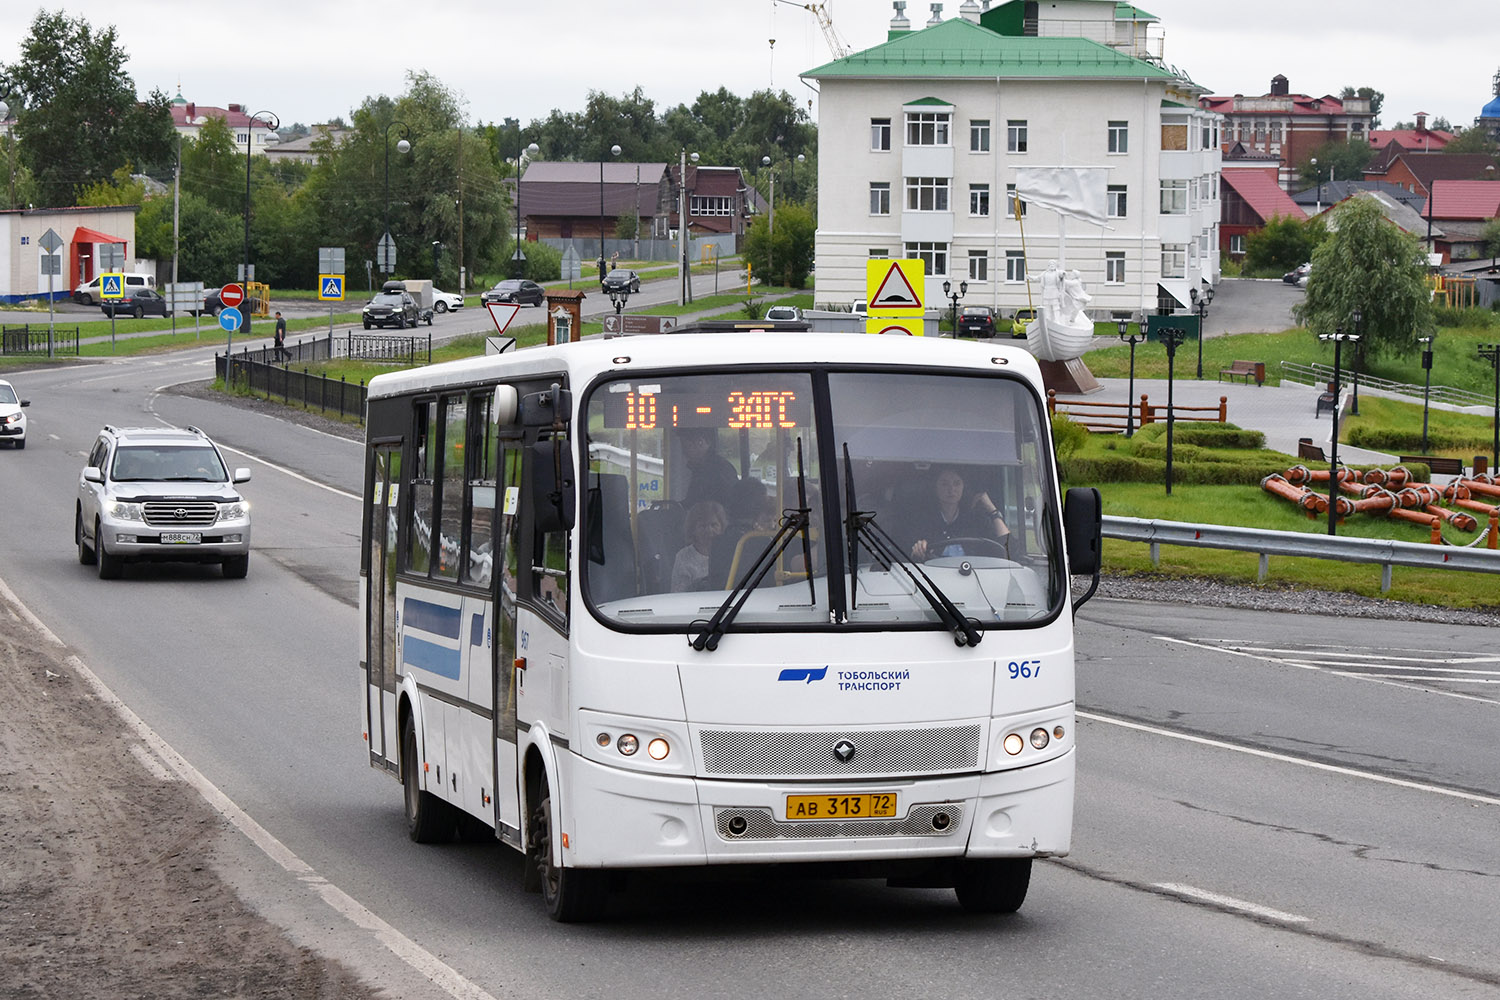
<box><xmin>1024</xmin><ymin>265</ymin><xmax>1095</xmax><ymax>362</ymax></box>
<box><xmin>1061</xmin><ymin>269</ymin><xmax>1092</xmax><ymax>325</ymax></box>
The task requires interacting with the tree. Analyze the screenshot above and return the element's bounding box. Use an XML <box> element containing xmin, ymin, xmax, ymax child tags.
<box><xmin>1244</xmin><ymin>215</ymin><xmax>1326</xmax><ymax>275</ymax></box>
<box><xmin>1442</xmin><ymin>127</ymin><xmax>1500</xmax><ymax>157</ymax></box>
<box><xmin>742</xmin><ymin>202</ymin><xmax>815</xmax><ymax>289</ymax></box>
<box><xmin>4</xmin><ymin>10</ymin><xmax>175</xmax><ymax>205</ymax></box>
<box><xmin>1293</xmin><ymin>197</ymin><xmax>1433</xmax><ymax>362</ymax></box>
<box><xmin>1296</xmin><ymin>138</ymin><xmax>1372</xmax><ymax>188</ymax></box>
<box><xmin>1481</xmin><ymin>218</ymin><xmax>1500</xmax><ymax>265</ymax></box>
<box><xmin>1340</xmin><ymin>85</ymin><xmax>1385</xmax><ymax>126</ymax></box>
<box><xmin>180</xmin><ymin>117</ymin><xmax>246</xmax><ymax>215</ymax></box>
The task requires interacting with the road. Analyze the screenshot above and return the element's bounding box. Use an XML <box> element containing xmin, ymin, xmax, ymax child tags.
<box><xmin>1</xmin><ymin>308</ymin><xmax>1496</xmax><ymax>998</ymax></box>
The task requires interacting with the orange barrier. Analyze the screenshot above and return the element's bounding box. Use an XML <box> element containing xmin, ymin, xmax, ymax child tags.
<box><xmin>1425</xmin><ymin>505</ymin><xmax>1479</xmax><ymax>533</ymax></box>
<box><xmin>1273</xmin><ymin>465</ymin><xmax>1483</xmax><ymax>543</ymax></box>
<box><xmin>1459</xmin><ymin>478</ymin><xmax>1500</xmax><ymax>498</ymax></box>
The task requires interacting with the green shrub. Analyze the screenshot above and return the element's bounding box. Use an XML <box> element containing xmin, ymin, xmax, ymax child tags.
<box><xmin>1432</xmin><ymin>304</ymin><xmax>1500</xmax><ymax>329</ymax></box>
<box><xmin>1050</xmin><ymin>413</ymin><xmax>1089</xmax><ymax>459</ymax></box>
<box><xmin>1170</xmin><ymin>425</ymin><xmax>1266</xmax><ymax>449</ymax></box>
<box><xmin>1345</xmin><ymin>425</ymin><xmax>1487</xmax><ymax>454</ymax></box>
<box><xmin>1130</xmin><ymin>441</ymin><xmax>1207</xmax><ymax>463</ymax></box>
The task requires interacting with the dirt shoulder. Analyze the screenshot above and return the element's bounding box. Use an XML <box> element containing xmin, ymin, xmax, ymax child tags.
<box><xmin>0</xmin><ymin>591</ymin><xmax>380</xmax><ymax>999</ymax></box>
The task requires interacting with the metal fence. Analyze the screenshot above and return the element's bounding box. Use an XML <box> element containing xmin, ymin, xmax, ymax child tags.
<box><xmin>1</xmin><ymin>324</ymin><xmax>81</xmax><ymax>356</ymax></box>
<box><xmin>345</xmin><ymin>332</ymin><xmax>430</xmax><ymax>365</ymax></box>
<box><xmin>218</xmin><ymin>334</ymin><xmax>367</xmax><ymax>425</ymax></box>
<box><xmin>1102</xmin><ymin>514</ymin><xmax>1500</xmax><ymax>593</ymax></box>
<box><xmin>1280</xmin><ymin>360</ymin><xmax>1490</xmax><ymax>409</ymax></box>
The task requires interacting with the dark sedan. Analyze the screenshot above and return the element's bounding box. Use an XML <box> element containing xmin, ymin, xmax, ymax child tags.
<box><xmin>600</xmin><ymin>268</ymin><xmax>641</xmax><ymax>294</ymax></box>
<box><xmin>482</xmin><ymin>279</ymin><xmax>546</xmax><ymax>306</ymax></box>
<box><xmin>100</xmin><ymin>289</ymin><xmax>171</xmax><ymax>319</ymax></box>
<box><xmin>957</xmin><ymin>305</ymin><xmax>996</xmax><ymax>338</ymax></box>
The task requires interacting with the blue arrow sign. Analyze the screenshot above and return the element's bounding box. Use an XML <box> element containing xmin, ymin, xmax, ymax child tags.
<box><xmin>219</xmin><ymin>306</ymin><xmax>244</xmax><ymax>332</ymax></box>
<box><xmin>319</xmin><ymin>275</ymin><xmax>345</xmax><ymax>300</ymax></box>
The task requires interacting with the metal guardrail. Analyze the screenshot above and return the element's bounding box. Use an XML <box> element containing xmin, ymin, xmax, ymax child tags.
<box><xmin>1280</xmin><ymin>360</ymin><xmax>1489</xmax><ymax>409</ymax></box>
<box><xmin>1102</xmin><ymin>514</ymin><xmax>1500</xmax><ymax>593</ymax></box>
<box><xmin>1</xmin><ymin>324</ymin><xmax>81</xmax><ymax>356</ymax></box>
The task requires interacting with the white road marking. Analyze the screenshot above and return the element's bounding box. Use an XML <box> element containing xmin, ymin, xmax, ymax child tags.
<box><xmin>0</xmin><ymin>573</ymin><xmax>504</xmax><ymax>1000</ymax></box>
<box><xmin>1152</xmin><ymin>882</ymin><xmax>1309</xmax><ymax>923</ymax></box>
<box><xmin>128</xmin><ymin>743</ymin><xmax>177</xmax><ymax>782</ymax></box>
<box><xmin>1079</xmin><ymin>710</ymin><xmax>1500</xmax><ymax>808</ymax></box>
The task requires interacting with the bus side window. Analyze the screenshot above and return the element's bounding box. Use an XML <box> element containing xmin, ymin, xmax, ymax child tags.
<box><xmin>407</xmin><ymin>400</ymin><xmax>437</xmax><ymax>574</ymax></box>
<box><xmin>530</xmin><ymin>433</ymin><xmax>570</xmax><ymax>625</ymax></box>
<box><xmin>463</xmin><ymin>390</ymin><xmax>499</xmax><ymax>588</ymax></box>
<box><xmin>434</xmin><ymin>394</ymin><xmax>467</xmax><ymax>581</ymax></box>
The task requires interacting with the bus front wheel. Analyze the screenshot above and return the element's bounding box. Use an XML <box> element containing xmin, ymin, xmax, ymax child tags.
<box><xmin>402</xmin><ymin>716</ymin><xmax>454</xmax><ymax>843</ymax></box>
<box><xmin>529</xmin><ymin>783</ymin><xmax>608</xmax><ymax>922</ymax></box>
<box><xmin>954</xmin><ymin>857</ymin><xmax>1032</xmax><ymax>914</ymax></box>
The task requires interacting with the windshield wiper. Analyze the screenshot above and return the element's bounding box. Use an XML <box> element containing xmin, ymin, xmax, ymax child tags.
<box><xmin>690</xmin><ymin>440</ymin><xmax>816</xmax><ymax>652</ymax></box>
<box><xmin>841</xmin><ymin>449</ymin><xmax>981</xmax><ymax>648</ymax></box>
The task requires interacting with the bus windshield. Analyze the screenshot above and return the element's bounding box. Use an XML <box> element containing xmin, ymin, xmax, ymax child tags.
<box><xmin>583</xmin><ymin>367</ymin><xmax>1061</xmax><ymax>633</ymax></box>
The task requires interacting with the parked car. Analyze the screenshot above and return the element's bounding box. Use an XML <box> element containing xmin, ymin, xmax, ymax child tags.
<box><xmin>601</xmin><ymin>268</ymin><xmax>642</xmax><ymax>294</ymax></box>
<box><xmin>362</xmin><ymin>289</ymin><xmax>420</xmax><ymax>329</ymax></box>
<box><xmin>0</xmin><ymin>378</ymin><xmax>30</xmax><ymax>450</ymax></box>
<box><xmin>765</xmin><ymin>304</ymin><xmax>802</xmax><ymax>321</ymax></box>
<box><xmin>76</xmin><ymin>424</ymin><xmax>252</xmax><ymax>579</ymax></box>
<box><xmin>958</xmin><ymin>305</ymin><xmax>997</xmax><ymax>338</ymax></box>
<box><xmin>482</xmin><ymin>279</ymin><xmax>546</xmax><ymax>306</ymax></box>
<box><xmin>432</xmin><ymin>287</ymin><xmax>464</xmax><ymax>312</ymax></box>
<box><xmin>1011</xmin><ymin>308</ymin><xmax>1037</xmax><ymax>338</ymax></box>
<box><xmin>851</xmin><ymin>300</ymin><xmax>868</xmax><ymax>316</ymax></box>
<box><xmin>100</xmin><ymin>288</ymin><xmax>171</xmax><ymax>319</ymax></box>
<box><xmin>1283</xmin><ymin>263</ymin><xmax>1311</xmax><ymax>285</ymax></box>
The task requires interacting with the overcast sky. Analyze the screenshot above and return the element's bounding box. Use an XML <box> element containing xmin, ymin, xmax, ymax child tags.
<box><xmin>1</xmin><ymin>1</ymin><xmax>1494</xmax><ymax>133</ymax></box>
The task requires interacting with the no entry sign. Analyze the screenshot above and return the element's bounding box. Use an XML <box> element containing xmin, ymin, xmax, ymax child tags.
<box><xmin>220</xmin><ymin>283</ymin><xmax>245</xmax><ymax>309</ymax></box>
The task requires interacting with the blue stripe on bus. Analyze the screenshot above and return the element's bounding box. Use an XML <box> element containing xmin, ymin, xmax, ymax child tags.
<box><xmin>471</xmin><ymin>612</ymin><xmax>485</xmax><ymax>647</ymax></box>
<box><xmin>403</xmin><ymin>636</ymin><xmax>462</xmax><ymax>680</ymax></box>
<box><xmin>404</xmin><ymin>597</ymin><xmax>462</xmax><ymax>638</ymax></box>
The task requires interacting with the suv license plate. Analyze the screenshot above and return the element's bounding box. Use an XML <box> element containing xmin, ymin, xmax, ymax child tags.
<box><xmin>785</xmin><ymin>792</ymin><xmax>897</xmax><ymax>821</ymax></box>
<box><xmin>160</xmin><ymin>532</ymin><xmax>201</xmax><ymax>544</ymax></box>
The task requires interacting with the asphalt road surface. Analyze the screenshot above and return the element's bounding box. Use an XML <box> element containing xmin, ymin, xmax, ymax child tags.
<box><xmin>0</xmin><ymin>322</ymin><xmax>1496</xmax><ymax>999</ymax></box>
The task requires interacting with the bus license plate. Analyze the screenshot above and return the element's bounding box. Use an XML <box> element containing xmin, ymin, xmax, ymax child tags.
<box><xmin>160</xmin><ymin>532</ymin><xmax>201</xmax><ymax>544</ymax></box>
<box><xmin>785</xmin><ymin>792</ymin><xmax>897</xmax><ymax>821</ymax></box>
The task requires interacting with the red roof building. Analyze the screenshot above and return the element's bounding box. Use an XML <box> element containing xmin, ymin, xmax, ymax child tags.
<box><xmin>1219</xmin><ymin>167</ymin><xmax>1307</xmax><ymax>260</ymax></box>
<box><xmin>168</xmin><ymin>94</ymin><xmax>278</xmax><ymax>154</ymax></box>
<box><xmin>1200</xmin><ymin>74</ymin><xmax>1375</xmax><ymax>191</ymax></box>
<box><xmin>1422</xmin><ymin>179</ymin><xmax>1500</xmax><ymax>220</ymax></box>
<box><xmin>1368</xmin><ymin>112</ymin><xmax>1453</xmax><ymax>155</ymax></box>
<box><xmin>1366</xmin><ymin>152</ymin><xmax>1498</xmax><ymax>199</ymax></box>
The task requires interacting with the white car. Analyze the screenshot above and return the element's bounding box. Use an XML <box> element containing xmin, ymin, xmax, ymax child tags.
<box><xmin>0</xmin><ymin>379</ymin><xmax>29</xmax><ymax>449</ymax></box>
<box><xmin>432</xmin><ymin>288</ymin><xmax>464</xmax><ymax>312</ymax></box>
<box><xmin>765</xmin><ymin>304</ymin><xmax>801</xmax><ymax>321</ymax></box>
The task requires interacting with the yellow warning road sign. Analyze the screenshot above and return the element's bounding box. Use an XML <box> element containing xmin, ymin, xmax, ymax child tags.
<box><xmin>866</xmin><ymin>259</ymin><xmax>925</xmax><ymax>315</ymax></box>
<box><xmin>865</xmin><ymin>316</ymin><xmax>924</xmax><ymax>337</ymax></box>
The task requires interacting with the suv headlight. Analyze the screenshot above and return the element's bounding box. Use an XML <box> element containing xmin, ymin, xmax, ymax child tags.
<box><xmin>109</xmin><ymin>501</ymin><xmax>144</xmax><ymax>521</ymax></box>
<box><xmin>221</xmin><ymin>501</ymin><xmax>248</xmax><ymax>519</ymax></box>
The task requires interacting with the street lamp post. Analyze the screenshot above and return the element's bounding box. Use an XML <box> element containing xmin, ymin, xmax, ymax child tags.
<box><xmin>1118</xmin><ymin>316</ymin><xmax>1146</xmax><ymax>437</ymax></box>
<box><xmin>1419</xmin><ymin>334</ymin><xmax>1435</xmax><ymax>451</ymax></box>
<box><xmin>1479</xmin><ymin>343</ymin><xmax>1500</xmax><ymax>471</ymax></box>
<box><xmin>506</xmin><ymin>118</ymin><xmax>538</xmax><ymax>279</ymax></box>
<box><xmin>1350</xmin><ymin>307</ymin><xmax>1364</xmax><ymax>416</ymax></box>
<box><xmin>381</xmin><ymin>120</ymin><xmax>410</xmax><ymax>278</ymax></box>
<box><xmin>600</xmin><ymin>143</ymin><xmax>620</xmax><ymax>281</ymax></box>
<box><xmin>678</xmin><ymin>149</ymin><xmax>699</xmax><ymax>306</ymax></box>
<box><xmin>1189</xmin><ymin>286</ymin><xmax>1205</xmax><ymax>379</ymax></box>
<box><xmin>942</xmin><ymin>279</ymin><xmax>967</xmax><ymax>338</ymax></box>
<box><xmin>1158</xmin><ymin>324</ymin><xmax>1189</xmax><ymax>494</ymax></box>
<box><xmin>1319</xmin><ymin>330</ymin><xmax>1359</xmax><ymax>535</ymax></box>
<box><xmin>608</xmin><ymin>286</ymin><xmax>630</xmax><ymax>319</ymax></box>
<box><xmin>1311</xmin><ymin>156</ymin><xmax>1321</xmax><ymax>214</ymax></box>
<box><xmin>762</xmin><ymin>154</ymin><xmax>776</xmax><ymax>286</ymax></box>
<box><xmin>243</xmin><ymin>110</ymin><xmax>280</xmax><ymax>336</ymax></box>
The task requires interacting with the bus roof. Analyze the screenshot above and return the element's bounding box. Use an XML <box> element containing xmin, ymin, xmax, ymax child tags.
<box><xmin>365</xmin><ymin>332</ymin><xmax>1045</xmax><ymax>401</ymax></box>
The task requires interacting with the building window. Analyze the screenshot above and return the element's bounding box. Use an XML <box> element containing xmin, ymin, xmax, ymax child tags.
<box><xmin>1108</xmin><ymin>120</ymin><xmax>1129</xmax><ymax>153</ymax></box>
<box><xmin>1005</xmin><ymin>251</ymin><xmax>1026</xmax><ymax>283</ymax></box>
<box><xmin>1005</xmin><ymin>184</ymin><xmax>1027</xmax><ymax>217</ymax></box>
<box><xmin>904</xmin><ymin>241</ymin><xmax>947</xmax><ymax>275</ymax></box>
<box><xmin>1229</xmin><ymin>234</ymin><xmax>1245</xmax><ymax>255</ymax></box>
<box><xmin>1107</xmin><ymin>185</ymin><xmax>1127</xmax><ymax>218</ymax></box>
<box><xmin>969</xmin><ymin>119</ymin><xmax>990</xmax><ymax>152</ymax></box>
<box><xmin>1203</xmin><ymin>122</ymin><xmax>1213</xmax><ymax>149</ymax></box>
<box><xmin>690</xmin><ymin>196</ymin><xmax>733</xmax><ymax>216</ymax></box>
<box><xmin>905</xmin><ymin>176</ymin><xmax>950</xmax><ymax>212</ymax></box>
<box><xmin>969</xmin><ymin>184</ymin><xmax>990</xmax><ymax>216</ymax></box>
<box><xmin>968</xmin><ymin>250</ymin><xmax>988</xmax><ymax>281</ymax></box>
<box><xmin>905</xmin><ymin>111</ymin><xmax>951</xmax><ymax>147</ymax></box>
<box><xmin>1161</xmin><ymin>123</ymin><xmax>1188</xmax><ymax>151</ymax></box>
<box><xmin>869</xmin><ymin>248</ymin><xmax>890</xmax><ymax>259</ymax></box>
<box><xmin>1160</xmin><ymin>179</ymin><xmax>1188</xmax><ymax>215</ymax></box>
<box><xmin>1007</xmin><ymin>119</ymin><xmax>1028</xmax><ymax>153</ymax></box>
<box><xmin>1105</xmin><ymin>251</ymin><xmax>1126</xmax><ymax>284</ymax></box>
<box><xmin>871</xmin><ymin>118</ymin><xmax>892</xmax><ymax>151</ymax></box>
<box><xmin>1161</xmin><ymin>243</ymin><xmax>1186</xmax><ymax>279</ymax></box>
<box><xmin>870</xmin><ymin>182</ymin><xmax>891</xmax><ymax>216</ymax></box>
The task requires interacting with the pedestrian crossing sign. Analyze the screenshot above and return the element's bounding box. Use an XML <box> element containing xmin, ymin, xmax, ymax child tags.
<box><xmin>101</xmin><ymin>273</ymin><xmax>125</xmax><ymax>299</ymax></box>
<box><xmin>319</xmin><ymin>275</ymin><xmax>345</xmax><ymax>301</ymax></box>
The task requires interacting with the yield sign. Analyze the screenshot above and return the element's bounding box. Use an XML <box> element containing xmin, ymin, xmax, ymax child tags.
<box><xmin>485</xmin><ymin>301</ymin><xmax>522</xmax><ymax>334</ymax></box>
<box><xmin>866</xmin><ymin>258</ymin><xmax>925</xmax><ymax>314</ymax></box>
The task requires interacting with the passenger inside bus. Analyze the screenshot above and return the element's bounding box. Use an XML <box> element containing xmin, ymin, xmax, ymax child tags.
<box><xmin>672</xmin><ymin>501</ymin><xmax>727</xmax><ymax>592</ymax></box>
<box><xmin>907</xmin><ymin>465</ymin><xmax>1011</xmax><ymax>561</ymax></box>
<box><xmin>679</xmin><ymin>428</ymin><xmax>739</xmax><ymax>506</ymax></box>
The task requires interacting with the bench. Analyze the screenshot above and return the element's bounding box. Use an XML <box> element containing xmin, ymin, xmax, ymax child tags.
<box><xmin>1297</xmin><ymin>438</ymin><xmax>1327</xmax><ymax>462</ymax></box>
<box><xmin>1398</xmin><ymin>455</ymin><xmax>1464</xmax><ymax>477</ymax></box>
<box><xmin>1315</xmin><ymin>382</ymin><xmax>1337</xmax><ymax>417</ymax></box>
<box><xmin>1218</xmin><ymin>360</ymin><xmax>1265</xmax><ymax>385</ymax></box>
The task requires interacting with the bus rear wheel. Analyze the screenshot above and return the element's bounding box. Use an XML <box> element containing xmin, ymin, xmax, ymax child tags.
<box><xmin>401</xmin><ymin>716</ymin><xmax>454</xmax><ymax>843</ymax></box>
<box><xmin>954</xmin><ymin>857</ymin><xmax>1032</xmax><ymax>914</ymax></box>
<box><xmin>529</xmin><ymin>784</ymin><xmax>607</xmax><ymax>922</ymax></box>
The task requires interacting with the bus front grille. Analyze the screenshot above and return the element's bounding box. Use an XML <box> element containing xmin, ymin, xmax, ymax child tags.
<box><xmin>714</xmin><ymin>804</ymin><xmax>965</xmax><ymax>840</ymax></box>
<box><xmin>700</xmin><ymin>725</ymin><xmax>982</xmax><ymax>778</ymax></box>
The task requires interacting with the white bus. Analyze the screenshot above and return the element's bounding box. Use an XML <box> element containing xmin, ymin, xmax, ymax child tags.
<box><xmin>359</xmin><ymin>331</ymin><xmax>1101</xmax><ymax>921</ymax></box>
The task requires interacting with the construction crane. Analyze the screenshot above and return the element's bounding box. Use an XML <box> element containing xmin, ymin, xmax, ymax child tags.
<box><xmin>774</xmin><ymin>0</ymin><xmax>850</xmax><ymax>59</ymax></box>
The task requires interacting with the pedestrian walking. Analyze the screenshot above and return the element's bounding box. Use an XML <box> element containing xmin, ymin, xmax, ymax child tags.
<box><xmin>273</xmin><ymin>311</ymin><xmax>290</xmax><ymax>363</ymax></box>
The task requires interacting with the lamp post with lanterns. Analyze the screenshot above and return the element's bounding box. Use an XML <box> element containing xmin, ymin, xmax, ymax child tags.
<box><xmin>1419</xmin><ymin>333</ymin><xmax>1436</xmax><ymax>451</ymax></box>
<box><xmin>1319</xmin><ymin>330</ymin><xmax>1359</xmax><ymax>535</ymax></box>
<box><xmin>1158</xmin><ymin>323</ymin><xmax>1190</xmax><ymax>495</ymax></box>
<box><xmin>1118</xmin><ymin>316</ymin><xmax>1145</xmax><ymax>437</ymax></box>
<box><xmin>942</xmin><ymin>279</ymin><xmax>967</xmax><ymax>338</ymax></box>
<box><xmin>380</xmin><ymin>119</ymin><xmax>410</xmax><ymax>277</ymax></box>
<box><xmin>1480</xmin><ymin>342</ymin><xmax>1500</xmax><ymax>472</ymax></box>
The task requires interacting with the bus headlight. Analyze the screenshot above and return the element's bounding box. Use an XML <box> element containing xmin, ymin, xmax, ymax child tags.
<box><xmin>616</xmin><ymin>734</ymin><xmax>639</xmax><ymax>756</ymax></box>
<box><xmin>647</xmin><ymin>738</ymin><xmax>670</xmax><ymax>760</ymax></box>
<box><xmin>1030</xmin><ymin>727</ymin><xmax>1050</xmax><ymax>750</ymax></box>
<box><xmin>1003</xmin><ymin>733</ymin><xmax>1025</xmax><ymax>755</ymax></box>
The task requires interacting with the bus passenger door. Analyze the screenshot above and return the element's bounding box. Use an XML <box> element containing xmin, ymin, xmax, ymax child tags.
<box><xmin>366</xmin><ymin>445</ymin><xmax>401</xmax><ymax>768</ymax></box>
<box><xmin>492</xmin><ymin>445</ymin><xmax>523</xmax><ymax>845</ymax></box>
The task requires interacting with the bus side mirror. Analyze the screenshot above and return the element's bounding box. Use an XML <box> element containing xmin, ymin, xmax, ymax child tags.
<box><xmin>530</xmin><ymin>439</ymin><xmax>575</xmax><ymax>532</ymax></box>
<box><xmin>1063</xmin><ymin>487</ymin><xmax>1101</xmax><ymax>610</ymax></box>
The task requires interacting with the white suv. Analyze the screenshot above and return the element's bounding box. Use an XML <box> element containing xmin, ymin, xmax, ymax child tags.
<box><xmin>76</xmin><ymin>425</ymin><xmax>253</xmax><ymax>579</ymax></box>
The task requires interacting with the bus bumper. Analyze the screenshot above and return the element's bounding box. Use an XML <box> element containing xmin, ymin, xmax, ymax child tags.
<box><xmin>560</xmin><ymin>749</ymin><xmax>1073</xmax><ymax>868</ymax></box>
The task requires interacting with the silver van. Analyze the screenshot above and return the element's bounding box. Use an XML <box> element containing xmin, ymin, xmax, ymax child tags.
<box><xmin>73</xmin><ymin>271</ymin><xmax>157</xmax><ymax>306</ymax></box>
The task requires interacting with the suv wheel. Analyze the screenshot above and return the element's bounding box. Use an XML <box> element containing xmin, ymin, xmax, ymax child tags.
<box><xmin>222</xmin><ymin>554</ymin><xmax>249</xmax><ymax>579</ymax></box>
<box><xmin>96</xmin><ymin>518</ymin><xmax>123</xmax><ymax>579</ymax></box>
<box><xmin>77</xmin><ymin>510</ymin><xmax>96</xmax><ymax>566</ymax></box>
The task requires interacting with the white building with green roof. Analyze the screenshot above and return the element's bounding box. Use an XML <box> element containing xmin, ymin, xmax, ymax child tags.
<box><xmin>801</xmin><ymin>0</ymin><xmax>1221</xmax><ymax>322</ymax></box>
